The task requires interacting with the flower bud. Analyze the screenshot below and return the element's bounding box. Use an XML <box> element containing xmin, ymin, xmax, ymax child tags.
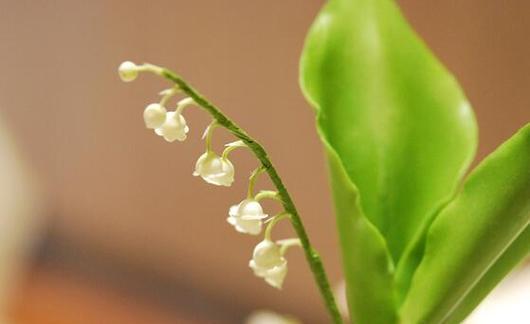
<box><xmin>143</xmin><ymin>103</ymin><xmax>167</xmax><ymax>129</ymax></box>
<box><xmin>118</xmin><ymin>61</ymin><xmax>139</xmax><ymax>82</ymax></box>
<box><xmin>154</xmin><ymin>111</ymin><xmax>189</xmax><ymax>142</ymax></box>
<box><xmin>193</xmin><ymin>152</ymin><xmax>234</xmax><ymax>186</ymax></box>
<box><xmin>227</xmin><ymin>199</ymin><xmax>268</xmax><ymax>235</ymax></box>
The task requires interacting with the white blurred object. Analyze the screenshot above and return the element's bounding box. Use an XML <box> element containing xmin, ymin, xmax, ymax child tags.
<box><xmin>465</xmin><ymin>263</ymin><xmax>530</xmax><ymax>324</ymax></box>
<box><xmin>0</xmin><ymin>118</ymin><xmax>42</xmax><ymax>321</ymax></box>
<box><xmin>246</xmin><ymin>310</ymin><xmax>300</xmax><ymax>324</ymax></box>
<box><xmin>333</xmin><ymin>262</ymin><xmax>530</xmax><ymax>324</ymax></box>
<box><xmin>334</xmin><ymin>280</ymin><xmax>349</xmax><ymax>321</ymax></box>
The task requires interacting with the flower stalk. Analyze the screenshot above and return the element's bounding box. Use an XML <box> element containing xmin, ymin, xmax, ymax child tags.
<box><xmin>222</xmin><ymin>140</ymin><xmax>246</xmax><ymax>159</ymax></box>
<box><xmin>264</xmin><ymin>212</ymin><xmax>291</xmax><ymax>241</ymax></box>
<box><xmin>144</xmin><ymin>64</ymin><xmax>343</xmax><ymax>323</ymax></box>
<box><xmin>247</xmin><ymin>166</ymin><xmax>265</xmax><ymax>198</ymax></box>
<box><xmin>254</xmin><ymin>190</ymin><xmax>280</xmax><ymax>202</ymax></box>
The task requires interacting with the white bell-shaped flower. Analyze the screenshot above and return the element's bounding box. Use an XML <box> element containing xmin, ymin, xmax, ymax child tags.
<box><xmin>249</xmin><ymin>240</ymin><xmax>288</xmax><ymax>289</ymax></box>
<box><xmin>154</xmin><ymin>111</ymin><xmax>189</xmax><ymax>142</ymax></box>
<box><xmin>227</xmin><ymin>199</ymin><xmax>268</xmax><ymax>235</ymax></box>
<box><xmin>118</xmin><ymin>61</ymin><xmax>139</xmax><ymax>82</ymax></box>
<box><xmin>143</xmin><ymin>103</ymin><xmax>167</xmax><ymax>129</ymax></box>
<box><xmin>193</xmin><ymin>152</ymin><xmax>234</xmax><ymax>186</ymax></box>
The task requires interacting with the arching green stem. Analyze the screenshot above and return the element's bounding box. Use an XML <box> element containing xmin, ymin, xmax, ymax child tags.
<box><xmin>140</xmin><ymin>63</ymin><xmax>343</xmax><ymax>323</ymax></box>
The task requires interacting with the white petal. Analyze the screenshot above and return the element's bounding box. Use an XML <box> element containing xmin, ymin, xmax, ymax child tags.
<box><xmin>143</xmin><ymin>103</ymin><xmax>167</xmax><ymax>129</ymax></box>
<box><xmin>241</xmin><ymin>215</ymin><xmax>268</xmax><ymax>220</ymax></box>
<box><xmin>239</xmin><ymin>200</ymin><xmax>268</xmax><ymax>220</ymax></box>
<box><xmin>249</xmin><ymin>259</ymin><xmax>288</xmax><ymax>289</ymax></box>
<box><xmin>204</xmin><ymin>173</ymin><xmax>231</xmax><ymax>186</ymax></box>
<box><xmin>236</xmin><ymin>219</ymin><xmax>262</xmax><ymax>235</ymax></box>
<box><xmin>227</xmin><ymin>216</ymin><xmax>262</xmax><ymax>235</ymax></box>
<box><xmin>229</xmin><ymin>205</ymin><xmax>239</xmax><ymax>217</ymax></box>
<box><xmin>249</xmin><ymin>260</ymin><xmax>268</xmax><ymax>277</ymax></box>
<box><xmin>193</xmin><ymin>153</ymin><xmax>209</xmax><ymax>176</ymax></box>
<box><xmin>252</xmin><ymin>240</ymin><xmax>284</xmax><ymax>269</ymax></box>
<box><xmin>264</xmin><ymin>262</ymin><xmax>288</xmax><ymax>289</ymax></box>
<box><xmin>224</xmin><ymin>140</ymin><xmax>246</xmax><ymax>148</ymax></box>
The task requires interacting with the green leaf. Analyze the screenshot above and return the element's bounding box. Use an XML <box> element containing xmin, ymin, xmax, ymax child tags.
<box><xmin>326</xmin><ymin>142</ymin><xmax>397</xmax><ymax>324</ymax></box>
<box><xmin>299</xmin><ymin>0</ymin><xmax>477</xmax><ymax>264</ymax></box>
<box><xmin>400</xmin><ymin>124</ymin><xmax>530</xmax><ymax>324</ymax></box>
<box><xmin>300</xmin><ymin>0</ymin><xmax>476</xmax><ymax>321</ymax></box>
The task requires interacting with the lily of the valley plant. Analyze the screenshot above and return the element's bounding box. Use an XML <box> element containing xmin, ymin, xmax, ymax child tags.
<box><xmin>118</xmin><ymin>1</ymin><xmax>530</xmax><ymax>323</ymax></box>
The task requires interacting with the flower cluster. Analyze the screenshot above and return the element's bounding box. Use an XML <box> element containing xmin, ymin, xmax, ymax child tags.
<box><xmin>145</xmin><ymin>101</ymin><xmax>190</xmax><ymax>142</ymax></box>
<box><xmin>119</xmin><ymin>61</ymin><xmax>300</xmax><ymax>289</ymax></box>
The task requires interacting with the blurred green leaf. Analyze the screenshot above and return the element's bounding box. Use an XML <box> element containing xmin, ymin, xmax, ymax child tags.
<box><xmin>400</xmin><ymin>124</ymin><xmax>530</xmax><ymax>324</ymax></box>
<box><xmin>300</xmin><ymin>0</ymin><xmax>477</xmax><ymax>321</ymax></box>
<box><xmin>445</xmin><ymin>226</ymin><xmax>530</xmax><ymax>323</ymax></box>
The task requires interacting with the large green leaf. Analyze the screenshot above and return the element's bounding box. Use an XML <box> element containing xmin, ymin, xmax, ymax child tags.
<box><xmin>400</xmin><ymin>124</ymin><xmax>530</xmax><ymax>324</ymax></box>
<box><xmin>300</xmin><ymin>0</ymin><xmax>477</xmax><ymax>321</ymax></box>
<box><xmin>299</xmin><ymin>0</ymin><xmax>477</xmax><ymax>265</ymax></box>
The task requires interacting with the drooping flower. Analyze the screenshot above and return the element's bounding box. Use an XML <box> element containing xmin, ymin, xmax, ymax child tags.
<box><xmin>227</xmin><ymin>199</ymin><xmax>268</xmax><ymax>235</ymax></box>
<box><xmin>249</xmin><ymin>239</ymin><xmax>288</xmax><ymax>289</ymax></box>
<box><xmin>143</xmin><ymin>103</ymin><xmax>167</xmax><ymax>129</ymax></box>
<box><xmin>118</xmin><ymin>61</ymin><xmax>139</xmax><ymax>82</ymax></box>
<box><xmin>154</xmin><ymin>111</ymin><xmax>189</xmax><ymax>142</ymax></box>
<box><xmin>193</xmin><ymin>152</ymin><xmax>235</xmax><ymax>186</ymax></box>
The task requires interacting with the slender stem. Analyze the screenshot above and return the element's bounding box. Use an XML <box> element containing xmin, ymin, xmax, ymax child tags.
<box><xmin>255</xmin><ymin>190</ymin><xmax>280</xmax><ymax>202</ymax></box>
<box><xmin>222</xmin><ymin>140</ymin><xmax>246</xmax><ymax>159</ymax></box>
<box><xmin>176</xmin><ymin>97</ymin><xmax>195</xmax><ymax>114</ymax></box>
<box><xmin>265</xmin><ymin>212</ymin><xmax>290</xmax><ymax>241</ymax></box>
<box><xmin>222</xmin><ymin>144</ymin><xmax>241</xmax><ymax>159</ymax></box>
<box><xmin>247</xmin><ymin>166</ymin><xmax>265</xmax><ymax>199</ymax></box>
<box><xmin>155</xmin><ymin>66</ymin><xmax>343</xmax><ymax>324</ymax></box>
<box><xmin>159</xmin><ymin>87</ymin><xmax>179</xmax><ymax>106</ymax></box>
<box><xmin>278</xmin><ymin>238</ymin><xmax>303</xmax><ymax>255</ymax></box>
<box><xmin>204</xmin><ymin>121</ymin><xmax>218</xmax><ymax>152</ymax></box>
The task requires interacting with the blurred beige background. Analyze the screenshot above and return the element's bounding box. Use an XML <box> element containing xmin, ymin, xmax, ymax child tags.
<box><xmin>0</xmin><ymin>0</ymin><xmax>529</xmax><ymax>323</ymax></box>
